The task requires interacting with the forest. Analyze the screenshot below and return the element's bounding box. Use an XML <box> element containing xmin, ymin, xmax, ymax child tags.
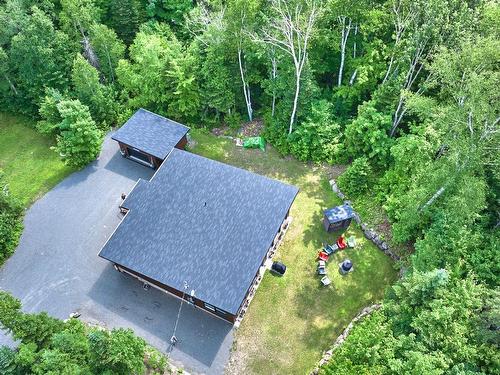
<box><xmin>0</xmin><ymin>0</ymin><xmax>498</xmax><ymax>374</ymax></box>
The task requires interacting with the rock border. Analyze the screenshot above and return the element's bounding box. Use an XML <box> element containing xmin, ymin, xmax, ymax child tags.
<box><xmin>310</xmin><ymin>304</ymin><xmax>381</xmax><ymax>375</ymax></box>
<box><xmin>329</xmin><ymin>179</ymin><xmax>400</xmax><ymax>262</ymax></box>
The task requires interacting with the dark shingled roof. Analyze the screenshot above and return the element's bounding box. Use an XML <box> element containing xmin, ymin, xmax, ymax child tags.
<box><xmin>121</xmin><ymin>179</ymin><xmax>148</xmax><ymax>210</ymax></box>
<box><xmin>111</xmin><ymin>108</ymin><xmax>189</xmax><ymax>160</ymax></box>
<box><xmin>99</xmin><ymin>149</ymin><xmax>299</xmax><ymax>315</ymax></box>
<box><xmin>324</xmin><ymin>204</ymin><xmax>355</xmax><ymax>223</ymax></box>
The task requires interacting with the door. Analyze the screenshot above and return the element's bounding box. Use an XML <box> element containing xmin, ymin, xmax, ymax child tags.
<box><xmin>126</xmin><ymin>147</ymin><xmax>153</xmax><ymax>167</ymax></box>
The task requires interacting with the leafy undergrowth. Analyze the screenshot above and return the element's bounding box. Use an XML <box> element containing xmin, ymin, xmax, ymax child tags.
<box><xmin>189</xmin><ymin>129</ymin><xmax>398</xmax><ymax>375</ymax></box>
<box><xmin>0</xmin><ymin>112</ymin><xmax>75</xmax><ymax>206</ymax></box>
<box><xmin>341</xmin><ymin>190</ymin><xmax>414</xmax><ymax>259</ymax></box>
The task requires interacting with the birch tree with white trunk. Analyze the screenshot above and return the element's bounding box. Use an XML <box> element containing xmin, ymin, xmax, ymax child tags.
<box><xmin>413</xmin><ymin>36</ymin><xmax>499</xmax><ymax>212</ymax></box>
<box><xmin>382</xmin><ymin>0</ymin><xmax>416</xmax><ymax>84</ymax></box>
<box><xmin>337</xmin><ymin>15</ymin><xmax>351</xmax><ymax>87</ymax></box>
<box><xmin>254</xmin><ymin>0</ymin><xmax>319</xmax><ymax>134</ymax></box>
<box><xmin>233</xmin><ymin>10</ymin><xmax>253</xmax><ymax>121</ymax></box>
<box><xmin>349</xmin><ymin>23</ymin><xmax>358</xmax><ymax>86</ymax></box>
<box><xmin>386</xmin><ymin>0</ymin><xmax>470</xmax><ymax>137</ymax></box>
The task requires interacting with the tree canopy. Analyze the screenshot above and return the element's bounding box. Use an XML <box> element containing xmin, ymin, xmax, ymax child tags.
<box><xmin>0</xmin><ymin>0</ymin><xmax>497</xmax><ymax>372</ymax></box>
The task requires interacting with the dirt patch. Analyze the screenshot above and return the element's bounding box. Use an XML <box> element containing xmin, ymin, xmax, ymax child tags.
<box><xmin>376</xmin><ymin>218</ymin><xmax>393</xmax><ymax>242</ymax></box>
<box><xmin>370</xmin><ymin>215</ymin><xmax>414</xmax><ymax>259</ymax></box>
<box><xmin>212</xmin><ymin>126</ymin><xmax>230</xmax><ymax>137</ymax></box>
<box><xmin>324</xmin><ymin>164</ymin><xmax>347</xmax><ymax>180</ymax></box>
<box><xmin>238</xmin><ymin>119</ymin><xmax>264</xmax><ymax>138</ymax></box>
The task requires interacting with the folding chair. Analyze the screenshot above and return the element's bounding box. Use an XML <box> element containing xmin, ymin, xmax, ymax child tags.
<box><xmin>321</xmin><ymin>276</ymin><xmax>332</xmax><ymax>286</ymax></box>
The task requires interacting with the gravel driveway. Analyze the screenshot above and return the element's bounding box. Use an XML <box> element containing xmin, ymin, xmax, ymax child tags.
<box><xmin>0</xmin><ymin>134</ymin><xmax>233</xmax><ymax>374</ymax></box>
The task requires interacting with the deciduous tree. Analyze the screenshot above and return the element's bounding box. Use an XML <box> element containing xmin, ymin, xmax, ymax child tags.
<box><xmin>257</xmin><ymin>0</ymin><xmax>320</xmax><ymax>133</ymax></box>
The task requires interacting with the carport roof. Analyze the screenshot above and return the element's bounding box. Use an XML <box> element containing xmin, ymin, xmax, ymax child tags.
<box><xmin>111</xmin><ymin>108</ymin><xmax>189</xmax><ymax>160</ymax></box>
<box><xmin>99</xmin><ymin>149</ymin><xmax>299</xmax><ymax>315</ymax></box>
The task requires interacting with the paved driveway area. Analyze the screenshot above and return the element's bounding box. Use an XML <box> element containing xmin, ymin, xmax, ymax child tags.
<box><xmin>0</xmin><ymin>135</ymin><xmax>233</xmax><ymax>374</ymax></box>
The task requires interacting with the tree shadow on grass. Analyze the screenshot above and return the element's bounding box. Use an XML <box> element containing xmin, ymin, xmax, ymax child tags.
<box><xmin>292</xmin><ymin>241</ymin><xmax>397</xmax><ymax>352</ymax></box>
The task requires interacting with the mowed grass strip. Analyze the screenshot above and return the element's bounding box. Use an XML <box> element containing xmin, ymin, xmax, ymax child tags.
<box><xmin>189</xmin><ymin>129</ymin><xmax>398</xmax><ymax>375</ymax></box>
<box><xmin>0</xmin><ymin>112</ymin><xmax>75</xmax><ymax>206</ymax></box>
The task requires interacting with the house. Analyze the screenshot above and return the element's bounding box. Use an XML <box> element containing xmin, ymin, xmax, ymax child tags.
<box><xmin>323</xmin><ymin>204</ymin><xmax>355</xmax><ymax>232</ymax></box>
<box><xmin>99</xmin><ymin>147</ymin><xmax>298</xmax><ymax>323</ymax></box>
<box><xmin>112</xmin><ymin>108</ymin><xmax>189</xmax><ymax>168</ymax></box>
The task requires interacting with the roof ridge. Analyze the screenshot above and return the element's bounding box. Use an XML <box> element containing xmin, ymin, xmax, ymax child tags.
<box><xmin>166</xmin><ymin>148</ymin><xmax>298</xmax><ymax>192</ymax></box>
<box><xmin>138</xmin><ymin>108</ymin><xmax>190</xmax><ymax>130</ymax></box>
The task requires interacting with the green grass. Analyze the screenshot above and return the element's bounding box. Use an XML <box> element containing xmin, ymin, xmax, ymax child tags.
<box><xmin>0</xmin><ymin>112</ymin><xmax>75</xmax><ymax>206</ymax></box>
<box><xmin>188</xmin><ymin>129</ymin><xmax>398</xmax><ymax>375</ymax></box>
<box><xmin>0</xmin><ymin>116</ymin><xmax>397</xmax><ymax>373</ymax></box>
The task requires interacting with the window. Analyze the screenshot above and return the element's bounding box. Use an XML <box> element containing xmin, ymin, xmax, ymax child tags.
<box><xmin>204</xmin><ymin>303</ymin><xmax>216</xmax><ymax>312</ymax></box>
<box><xmin>215</xmin><ymin>307</ymin><xmax>228</xmax><ymax>316</ymax></box>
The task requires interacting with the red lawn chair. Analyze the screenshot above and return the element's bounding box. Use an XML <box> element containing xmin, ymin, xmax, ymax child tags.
<box><xmin>318</xmin><ymin>251</ymin><xmax>329</xmax><ymax>261</ymax></box>
<box><xmin>337</xmin><ymin>236</ymin><xmax>348</xmax><ymax>250</ymax></box>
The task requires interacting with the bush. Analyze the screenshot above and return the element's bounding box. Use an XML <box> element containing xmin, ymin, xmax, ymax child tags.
<box><xmin>344</xmin><ymin>101</ymin><xmax>393</xmax><ymax>167</ymax></box>
<box><xmin>89</xmin><ymin>327</ymin><xmax>146</xmax><ymax>374</ymax></box>
<box><xmin>262</xmin><ymin>112</ymin><xmax>291</xmax><ymax>155</ymax></box>
<box><xmin>0</xmin><ymin>173</ymin><xmax>23</xmax><ymax>264</ymax></box>
<box><xmin>288</xmin><ymin>100</ymin><xmax>343</xmax><ymax>163</ymax></box>
<box><xmin>145</xmin><ymin>345</ymin><xmax>168</xmax><ymax>373</ymax></box>
<box><xmin>337</xmin><ymin>157</ymin><xmax>373</xmax><ymax>197</ymax></box>
<box><xmin>225</xmin><ymin>111</ymin><xmax>243</xmax><ymax>131</ymax></box>
<box><xmin>38</xmin><ymin>95</ymin><xmax>104</xmax><ymax>168</ymax></box>
<box><xmin>0</xmin><ymin>291</ymin><xmax>65</xmax><ymax>348</ymax></box>
<box><xmin>0</xmin><ymin>346</ymin><xmax>17</xmax><ymax>375</ymax></box>
<box><xmin>0</xmin><ymin>291</ymin><xmax>161</xmax><ymax>375</ymax></box>
<box><xmin>107</xmin><ymin>328</ymin><xmax>146</xmax><ymax>374</ymax></box>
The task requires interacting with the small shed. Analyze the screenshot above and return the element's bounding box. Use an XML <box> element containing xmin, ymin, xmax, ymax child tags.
<box><xmin>112</xmin><ymin>108</ymin><xmax>189</xmax><ymax>168</ymax></box>
<box><xmin>323</xmin><ymin>204</ymin><xmax>355</xmax><ymax>232</ymax></box>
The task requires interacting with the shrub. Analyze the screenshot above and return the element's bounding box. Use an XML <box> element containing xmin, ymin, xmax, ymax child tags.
<box><xmin>0</xmin><ymin>173</ymin><xmax>23</xmax><ymax>264</ymax></box>
<box><xmin>51</xmin><ymin>320</ymin><xmax>90</xmax><ymax>363</ymax></box>
<box><xmin>0</xmin><ymin>291</ymin><xmax>163</xmax><ymax>375</ymax></box>
<box><xmin>225</xmin><ymin>111</ymin><xmax>243</xmax><ymax>131</ymax></box>
<box><xmin>288</xmin><ymin>100</ymin><xmax>343</xmax><ymax>163</ymax></box>
<box><xmin>344</xmin><ymin>101</ymin><xmax>393</xmax><ymax>167</ymax></box>
<box><xmin>145</xmin><ymin>345</ymin><xmax>168</xmax><ymax>373</ymax></box>
<box><xmin>262</xmin><ymin>112</ymin><xmax>291</xmax><ymax>155</ymax></box>
<box><xmin>0</xmin><ymin>346</ymin><xmax>17</xmax><ymax>375</ymax></box>
<box><xmin>0</xmin><ymin>291</ymin><xmax>65</xmax><ymax>348</ymax></box>
<box><xmin>107</xmin><ymin>328</ymin><xmax>146</xmax><ymax>374</ymax></box>
<box><xmin>39</xmin><ymin>95</ymin><xmax>104</xmax><ymax>168</ymax></box>
<box><xmin>337</xmin><ymin>157</ymin><xmax>373</xmax><ymax>197</ymax></box>
<box><xmin>89</xmin><ymin>327</ymin><xmax>146</xmax><ymax>374</ymax></box>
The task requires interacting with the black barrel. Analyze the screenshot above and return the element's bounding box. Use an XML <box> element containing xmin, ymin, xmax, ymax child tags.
<box><xmin>271</xmin><ymin>261</ymin><xmax>287</xmax><ymax>276</ymax></box>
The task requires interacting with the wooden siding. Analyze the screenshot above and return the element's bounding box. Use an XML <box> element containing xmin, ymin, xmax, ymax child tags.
<box><xmin>118</xmin><ymin>135</ymin><xmax>187</xmax><ymax>169</ymax></box>
<box><xmin>175</xmin><ymin>135</ymin><xmax>188</xmax><ymax>150</ymax></box>
<box><xmin>324</xmin><ymin>216</ymin><xmax>352</xmax><ymax>232</ymax></box>
<box><xmin>118</xmin><ymin>141</ymin><xmax>155</xmax><ymax>168</ymax></box>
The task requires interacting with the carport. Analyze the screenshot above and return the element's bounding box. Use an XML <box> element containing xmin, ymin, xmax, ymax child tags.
<box><xmin>112</xmin><ymin>108</ymin><xmax>190</xmax><ymax>168</ymax></box>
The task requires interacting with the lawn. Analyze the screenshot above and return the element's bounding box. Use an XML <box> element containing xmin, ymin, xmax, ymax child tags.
<box><xmin>0</xmin><ymin>114</ymin><xmax>398</xmax><ymax>373</ymax></box>
<box><xmin>0</xmin><ymin>112</ymin><xmax>75</xmax><ymax>206</ymax></box>
<box><xmin>188</xmin><ymin>130</ymin><xmax>398</xmax><ymax>375</ymax></box>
